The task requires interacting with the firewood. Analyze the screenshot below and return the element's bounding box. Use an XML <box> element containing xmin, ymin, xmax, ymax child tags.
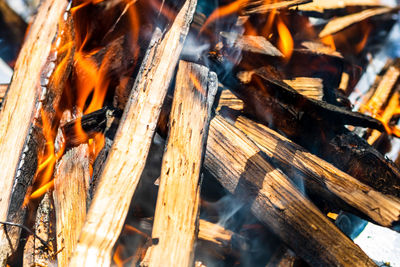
<box><xmin>358</xmin><ymin>59</ymin><xmax>400</xmax><ymax>144</ymax></box>
<box><xmin>214</xmin><ymin>61</ymin><xmax>400</xmax><ymax>198</ymax></box>
<box><xmin>220</xmin><ymin>33</ymin><xmax>283</xmax><ymax>57</ymax></box>
<box><xmin>242</xmin><ymin>0</ymin><xmax>312</xmax><ymax>15</ymax></box>
<box><xmin>0</xmin><ymin>0</ymin><xmax>73</xmax><ymax>263</ymax></box>
<box><xmin>22</xmin><ymin>192</ymin><xmax>56</xmax><ymax>267</ymax></box>
<box><xmin>198</xmin><ymin>219</ymin><xmax>234</xmax><ymax>248</ymax></box>
<box><xmin>143</xmin><ymin>61</ymin><xmax>217</xmax><ymax>267</ymax></box>
<box><xmin>69</xmin><ymin>1</ymin><xmax>197</xmax><ymax>266</ymax></box>
<box><xmin>319</xmin><ymin>7</ymin><xmax>397</xmax><ymax>38</ymax></box>
<box><xmin>283</xmin><ymin>77</ymin><xmax>324</xmax><ymax>100</ymax></box>
<box><xmin>204</xmin><ymin>115</ymin><xmax>376</xmax><ymax>266</ymax></box>
<box><xmin>0</xmin><ymin>0</ymin><xmax>27</xmax><ymax>65</ymax></box>
<box><xmin>294</xmin><ymin>0</ymin><xmax>384</xmax><ymax>13</ymax></box>
<box><xmin>53</xmin><ymin>143</ymin><xmax>90</xmax><ymax>267</ymax></box>
<box><xmin>218</xmin><ymin>96</ymin><xmax>400</xmax><ymax>227</ymax></box>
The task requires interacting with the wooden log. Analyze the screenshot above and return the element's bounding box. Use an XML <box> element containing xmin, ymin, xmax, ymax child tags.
<box><xmin>0</xmin><ymin>0</ymin><xmax>73</xmax><ymax>264</ymax></box>
<box><xmin>22</xmin><ymin>192</ymin><xmax>56</xmax><ymax>267</ymax></box>
<box><xmin>294</xmin><ymin>0</ymin><xmax>382</xmax><ymax>13</ymax></box>
<box><xmin>266</xmin><ymin>246</ymin><xmax>304</xmax><ymax>267</ymax></box>
<box><xmin>218</xmin><ymin>103</ymin><xmax>400</xmax><ymax>227</ymax></box>
<box><xmin>142</xmin><ymin>61</ymin><xmax>217</xmax><ymax>267</ymax></box>
<box><xmin>241</xmin><ymin>0</ymin><xmax>312</xmax><ymax>15</ymax></box>
<box><xmin>319</xmin><ymin>7</ymin><xmax>398</xmax><ymax>38</ymax></box>
<box><xmin>204</xmin><ymin>115</ymin><xmax>376</xmax><ymax>266</ymax></box>
<box><xmin>198</xmin><ymin>219</ymin><xmax>234</xmax><ymax>248</ymax></box>
<box><xmin>53</xmin><ymin>143</ymin><xmax>90</xmax><ymax>267</ymax></box>
<box><xmin>69</xmin><ymin>1</ymin><xmax>197</xmax><ymax>266</ymax></box>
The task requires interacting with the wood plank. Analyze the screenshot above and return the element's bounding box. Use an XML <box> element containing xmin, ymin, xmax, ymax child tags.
<box><xmin>0</xmin><ymin>0</ymin><xmax>72</xmax><ymax>263</ymax></box>
<box><xmin>204</xmin><ymin>115</ymin><xmax>376</xmax><ymax>266</ymax></box>
<box><xmin>53</xmin><ymin>143</ymin><xmax>90</xmax><ymax>267</ymax></box>
<box><xmin>69</xmin><ymin>1</ymin><xmax>197</xmax><ymax>266</ymax></box>
<box><xmin>319</xmin><ymin>7</ymin><xmax>396</xmax><ymax>38</ymax></box>
<box><xmin>143</xmin><ymin>61</ymin><xmax>217</xmax><ymax>267</ymax></box>
<box><xmin>242</xmin><ymin>0</ymin><xmax>311</xmax><ymax>15</ymax></box>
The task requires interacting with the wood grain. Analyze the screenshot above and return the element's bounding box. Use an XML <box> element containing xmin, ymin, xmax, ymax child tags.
<box><xmin>69</xmin><ymin>1</ymin><xmax>197</xmax><ymax>266</ymax></box>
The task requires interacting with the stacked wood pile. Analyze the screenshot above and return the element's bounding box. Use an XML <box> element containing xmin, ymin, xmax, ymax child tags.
<box><xmin>0</xmin><ymin>0</ymin><xmax>400</xmax><ymax>266</ymax></box>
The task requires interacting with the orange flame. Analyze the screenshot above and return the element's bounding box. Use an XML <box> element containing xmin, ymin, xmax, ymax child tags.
<box><xmin>189</xmin><ymin>73</ymin><xmax>206</xmax><ymax>96</ymax></box>
<box><xmin>276</xmin><ymin>17</ymin><xmax>293</xmax><ymax>59</ymax></box>
<box><xmin>355</xmin><ymin>26</ymin><xmax>371</xmax><ymax>54</ymax></box>
<box><xmin>201</xmin><ymin>0</ymin><xmax>249</xmax><ymax>32</ymax></box>
<box><xmin>321</xmin><ymin>35</ymin><xmax>336</xmax><ymax>51</ymax></box>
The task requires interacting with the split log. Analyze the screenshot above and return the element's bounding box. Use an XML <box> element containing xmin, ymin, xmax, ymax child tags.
<box><xmin>204</xmin><ymin>115</ymin><xmax>376</xmax><ymax>266</ymax></box>
<box><xmin>22</xmin><ymin>192</ymin><xmax>56</xmax><ymax>267</ymax></box>
<box><xmin>218</xmin><ymin>101</ymin><xmax>400</xmax><ymax>227</ymax></box>
<box><xmin>143</xmin><ymin>61</ymin><xmax>217</xmax><ymax>267</ymax></box>
<box><xmin>220</xmin><ymin>33</ymin><xmax>283</xmax><ymax>57</ymax></box>
<box><xmin>319</xmin><ymin>7</ymin><xmax>397</xmax><ymax>38</ymax></box>
<box><xmin>198</xmin><ymin>219</ymin><xmax>234</xmax><ymax>248</ymax></box>
<box><xmin>358</xmin><ymin>59</ymin><xmax>400</xmax><ymax>144</ymax></box>
<box><xmin>293</xmin><ymin>0</ymin><xmax>384</xmax><ymax>14</ymax></box>
<box><xmin>241</xmin><ymin>0</ymin><xmax>312</xmax><ymax>15</ymax></box>
<box><xmin>69</xmin><ymin>1</ymin><xmax>197</xmax><ymax>266</ymax></box>
<box><xmin>0</xmin><ymin>0</ymin><xmax>27</xmax><ymax>65</ymax></box>
<box><xmin>0</xmin><ymin>0</ymin><xmax>73</xmax><ymax>264</ymax></box>
<box><xmin>53</xmin><ymin>143</ymin><xmax>90</xmax><ymax>267</ymax></box>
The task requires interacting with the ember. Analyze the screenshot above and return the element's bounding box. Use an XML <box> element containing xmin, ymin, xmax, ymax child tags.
<box><xmin>0</xmin><ymin>0</ymin><xmax>400</xmax><ymax>266</ymax></box>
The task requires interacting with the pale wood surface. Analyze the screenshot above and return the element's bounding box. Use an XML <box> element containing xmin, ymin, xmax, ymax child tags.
<box><xmin>319</xmin><ymin>7</ymin><xmax>395</xmax><ymax>37</ymax></box>
<box><xmin>0</xmin><ymin>0</ymin><xmax>70</xmax><ymax>264</ymax></box>
<box><xmin>53</xmin><ymin>144</ymin><xmax>90</xmax><ymax>267</ymax></box>
<box><xmin>204</xmin><ymin>115</ymin><xmax>376</xmax><ymax>266</ymax></box>
<box><xmin>242</xmin><ymin>0</ymin><xmax>311</xmax><ymax>14</ymax></box>
<box><xmin>198</xmin><ymin>219</ymin><xmax>233</xmax><ymax>247</ymax></box>
<box><xmin>143</xmin><ymin>61</ymin><xmax>214</xmax><ymax>267</ymax></box>
<box><xmin>69</xmin><ymin>1</ymin><xmax>197</xmax><ymax>266</ymax></box>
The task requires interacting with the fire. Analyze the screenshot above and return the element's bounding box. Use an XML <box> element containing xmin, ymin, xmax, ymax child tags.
<box><xmin>201</xmin><ymin>0</ymin><xmax>249</xmax><ymax>32</ymax></box>
<box><xmin>189</xmin><ymin>73</ymin><xmax>206</xmax><ymax>96</ymax></box>
<box><xmin>321</xmin><ymin>35</ymin><xmax>336</xmax><ymax>51</ymax></box>
<box><xmin>28</xmin><ymin>109</ymin><xmax>65</xmax><ymax>201</ymax></box>
<box><xmin>355</xmin><ymin>26</ymin><xmax>372</xmax><ymax>54</ymax></box>
<box><xmin>276</xmin><ymin>17</ymin><xmax>293</xmax><ymax>59</ymax></box>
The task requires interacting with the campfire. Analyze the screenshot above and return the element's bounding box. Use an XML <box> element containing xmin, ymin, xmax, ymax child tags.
<box><xmin>0</xmin><ymin>0</ymin><xmax>400</xmax><ymax>266</ymax></box>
